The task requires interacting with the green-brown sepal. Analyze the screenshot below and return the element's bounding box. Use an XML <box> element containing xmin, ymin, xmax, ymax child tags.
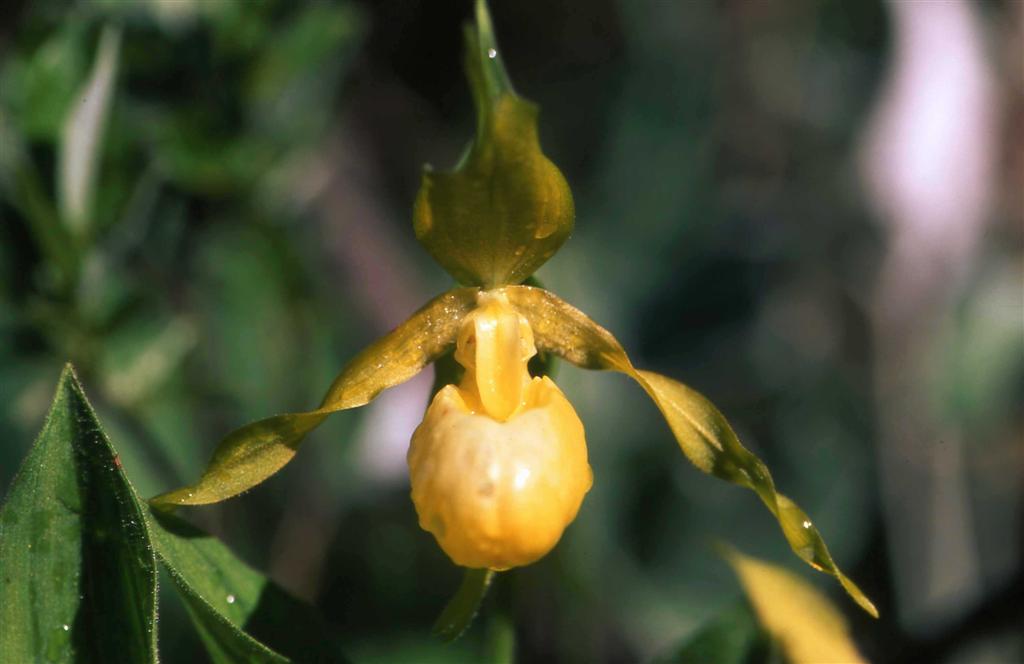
<box><xmin>413</xmin><ymin>0</ymin><xmax>574</xmax><ymax>288</ymax></box>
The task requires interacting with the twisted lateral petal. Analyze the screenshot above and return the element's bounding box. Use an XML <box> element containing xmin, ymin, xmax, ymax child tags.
<box><xmin>151</xmin><ymin>288</ymin><xmax>480</xmax><ymax>508</ymax></box>
<box><xmin>635</xmin><ymin>372</ymin><xmax>878</xmax><ymax>617</ymax></box>
<box><xmin>506</xmin><ymin>285</ymin><xmax>878</xmax><ymax>617</ymax></box>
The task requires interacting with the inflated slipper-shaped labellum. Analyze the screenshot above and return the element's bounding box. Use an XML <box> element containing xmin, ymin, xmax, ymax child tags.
<box><xmin>408</xmin><ymin>292</ymin><xmax>592</xmax><ymax>570</ymax></box>
<box><xmin>151</xmin><ymin>0</ymin><xmax>876</xmax><ymax>635</ymax></box>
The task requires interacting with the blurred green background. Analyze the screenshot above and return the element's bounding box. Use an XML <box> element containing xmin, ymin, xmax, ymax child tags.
<box><xmin>1</xmin><ymin>0</ymin><xmax>1021</xmax><ymax>662</ymax></box>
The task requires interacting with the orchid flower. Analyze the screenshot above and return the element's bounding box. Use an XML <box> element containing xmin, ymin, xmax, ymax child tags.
<box><xmin>152</xmin><ymin>0</ymin><xmax>876</xmax><ymax>635</ymax></box>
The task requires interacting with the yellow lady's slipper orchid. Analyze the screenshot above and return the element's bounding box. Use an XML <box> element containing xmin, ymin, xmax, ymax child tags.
<box><xmin>409</xmin><ymin>291</ymin><xmax>592</xmax><ymax>570</ymax></box>
<box><xmin>151</xmin><ymin>0</ymin><xmax>877</xmax><ymax>636</ymax></box>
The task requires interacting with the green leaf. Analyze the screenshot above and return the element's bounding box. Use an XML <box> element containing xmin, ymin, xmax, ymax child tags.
<box><xmin>653</xmin><ymin>603</ymin><xmax>762</xmax><ymax>664</ymax></box>
<box><xmin>0</xmin><ymin>107</ymin><xmax>78</xmax><ymax>286</ymax></box>
<box><xmin>432</xmin><ymin>568</ymin><xmax>496</xmax><ymax>643</ymax></box>
<box><xmin>7</xmin><ymin>154</ymin><xmax>79</xmax><ymax>287</ymax></box>
<box><xmin>59</xmin><ymin>25</ymin><xmax>121</xmax><ymax>237</ymax></box>
<box><xmin>146</xmin><ymin>508</ymin><xmax>349</xmax><ymax>663</ymax></box>
<box><xmin>506</xmin><ymin>285</ymin><xmax>878</xmax><ymax>617</ymax></box>
<box><xmin>0</xmin><ymin>365</ymin><xmax>158</xmax><ymax>663</ymax></box>
<box><xmin>0</xmin><ymin>365</ymin><xmax>348</xmax><ymax>662</ymax></box>
<box><xmin>2</xmin><ymin>23</ymin><xmax>88</xmax><ymax>140</ymax></box>
<box><xmin>412</xmin><ymin>0</ymin><xmax>574</xmax><ymax>288</ymax></box>
<box><xmin>152</xmin><ymin>287</ymin><xmax>480</xmax><ymax>507</ymax></box>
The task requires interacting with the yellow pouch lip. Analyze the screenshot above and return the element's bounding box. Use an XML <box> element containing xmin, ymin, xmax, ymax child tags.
<box><xmin>409</xmin><ymin>373</ymin><xmax>591</xmax><ymax>571</ymax></box>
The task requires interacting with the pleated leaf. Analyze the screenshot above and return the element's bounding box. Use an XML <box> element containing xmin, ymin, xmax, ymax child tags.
<box><xmin>506</xmin><ymin>285</ymin><xmax>878</xmax><ymax>617</ymax></box>
<box><xmin>151</xmin><ymin>287</ymin><xmax>479</xmax><ymax>507</ymax></box>
<box><xmin>147</xmin><ymin>508</ymin><xmax>349</xmax><ymax>663</ymax></box>
<box><xmin>0</xmin><ymin>365</ymin><xmax>158</xmax><ymax>663</ymax></box>
<box><xmin>725</xmin><ymin>547</ymin><xmax>867</xmax><ymax>663</ymax></box>
<box><xmin>412</xmin><ymin>0</ymin><xmax>574</xmax><ymax>288</ymax></box>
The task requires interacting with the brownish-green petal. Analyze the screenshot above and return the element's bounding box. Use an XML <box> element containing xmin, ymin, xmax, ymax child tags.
<box><xmin>506</xmin><ymin>285</ymin><xmax>878</xmax><ymax>617</ymax></box>
<box><xmin>412</xmin><ymin>0</ymin><xmax>574</xmax><ymax>288</ymax></box>
<box><xmin>151</xmin><ymin>287</ymin><xmax>480</xmax><ymax>508</ymax></box>
<box><xmin>634</xmin><ymin>372</ymin><xmax>878</xmax><ymax>617</ymax></box>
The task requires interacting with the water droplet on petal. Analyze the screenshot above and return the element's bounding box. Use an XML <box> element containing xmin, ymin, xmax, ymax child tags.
<box><xmin>62</xmin><ymin>624</ymin><xmax>69</xmax><ymax>632</ymax></box>
<box><xmin>226</xmin><ymin>594</ymin><xmax>236</xmax><ymax>604</ymax></box>
<box><xmin>802</xmin><ymin>520</ymin><xmax>812</xmax><ymax>529</ymax></box>
<box><xmin>487</xmin><ymin>48</ymin><xmax>497</xmax><ymax>59</ymax></box>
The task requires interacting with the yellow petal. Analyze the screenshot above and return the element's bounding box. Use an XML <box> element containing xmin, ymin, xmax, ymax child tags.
<box><xmin>506</xmin><ymin>285</ymin><xmax>877</xmax><ymax>617</ymax></box>
<box><xmin>725</xmin><ymin>547</ymin><xmax>868</xmax><ymax>664</ymax></box>
<box><xmin>151</xmin><ymin>287</ymin><xmax>480</xmax><ymax>507</ymax></box>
